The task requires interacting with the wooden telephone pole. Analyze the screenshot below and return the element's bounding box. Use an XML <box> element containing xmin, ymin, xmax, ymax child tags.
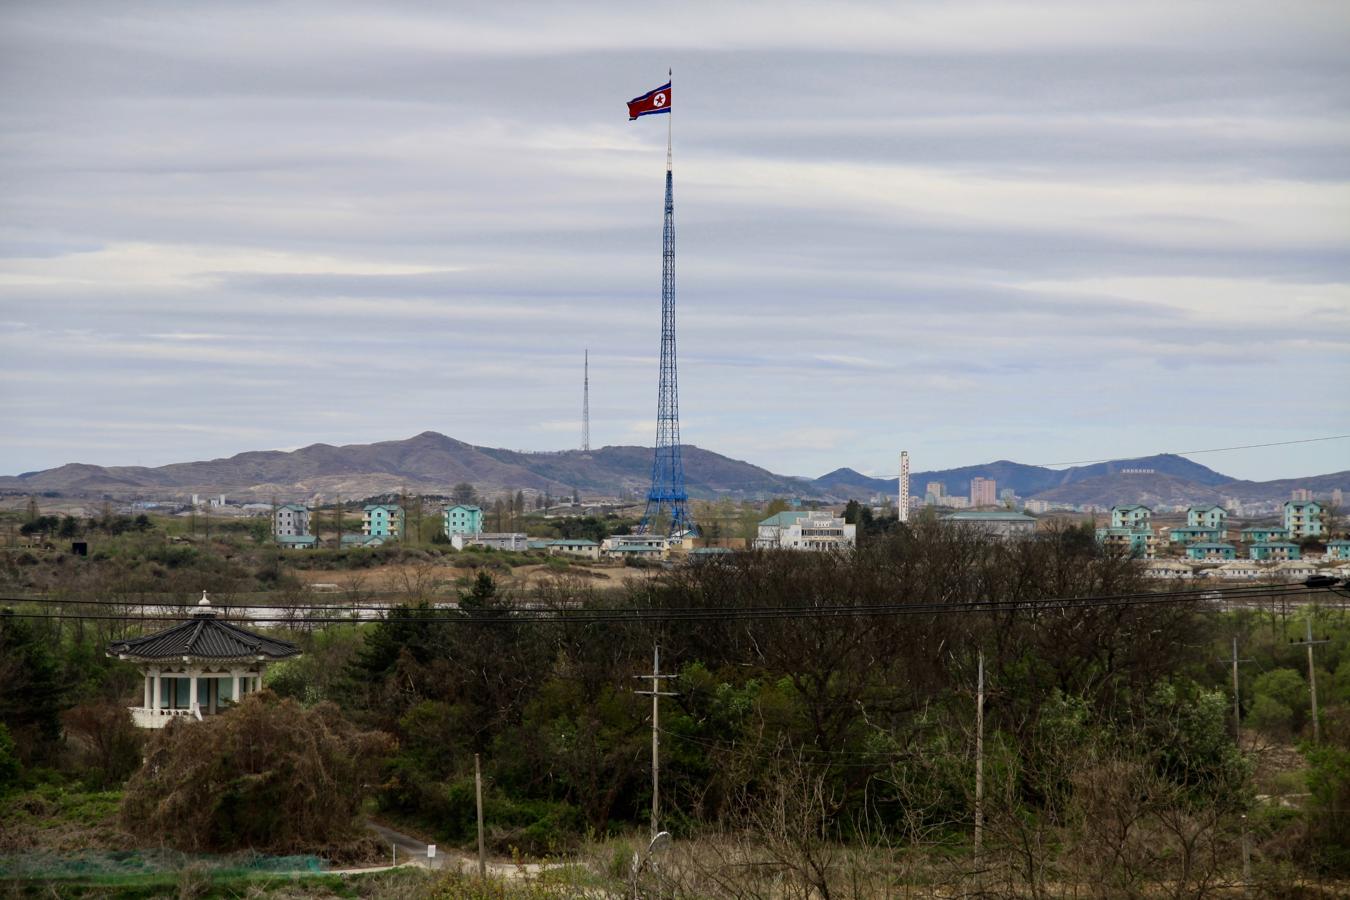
<box><xmin>974</xmin><ymin>650</ymin><xmax>985</xmax><ymax>860</ymax></box>
<box><xmin>1292</xmin><ymin>617</ymin><xmax>1329</xmax><ymax>743</ymax></box>
<box><xmin>1221</xmin><ymin>637</ymin><xmax>1253</xmax><ymax>745</ymax></box>
<box><xmin>634</xmin><ymin>643</ymin><xmax>678</xmax><ymax>839</ymax></box>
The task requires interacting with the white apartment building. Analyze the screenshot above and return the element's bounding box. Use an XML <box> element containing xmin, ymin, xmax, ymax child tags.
<box><xmin>273</xmin><ymin>503</ymin><xmax>309</xmax><ymax>537</ymax></box>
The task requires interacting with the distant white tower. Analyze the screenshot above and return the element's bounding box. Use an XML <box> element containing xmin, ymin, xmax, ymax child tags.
<box><xmin>582</xmin><ymin>350</ymin><xmax>591</xmax><ymax>453</ymax></box>
<box><xmin>898</xmin><ymin>451</ymin><xmax>910</xmax><ymax>523</ymax></box>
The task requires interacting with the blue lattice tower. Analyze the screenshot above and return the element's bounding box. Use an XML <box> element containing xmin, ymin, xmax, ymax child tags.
<box><xmin>639</xmin><ymin>129</ymin><xmax>697</xmax><ymax>537</ymax></box>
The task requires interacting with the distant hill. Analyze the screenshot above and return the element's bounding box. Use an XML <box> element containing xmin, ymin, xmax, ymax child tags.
<box><xmin>811</xmin><ymin>454</ymin><xmax>1235</xmax><ymax>500</ymax></box>
<box><xmin>0</xmin><ymin>432</ymin><xmax>806</xmax><ymax>501</ymax></box>
<box><xmin>1</xmin><ymin>434</ymin><xmax>1344</xmax><ymax>507</ymax></box>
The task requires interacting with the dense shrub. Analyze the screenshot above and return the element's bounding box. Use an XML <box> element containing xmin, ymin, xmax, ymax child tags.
<box><xmin>120</xmin><ymin>691</ymin><xmax>392</xmax><ymax>854</ymax></box>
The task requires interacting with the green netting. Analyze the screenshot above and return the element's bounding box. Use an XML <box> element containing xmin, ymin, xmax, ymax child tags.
<box><xmin>0</xmin><ymin>849</ymin><xmax>324</xmax><ymax>879</ymax></box>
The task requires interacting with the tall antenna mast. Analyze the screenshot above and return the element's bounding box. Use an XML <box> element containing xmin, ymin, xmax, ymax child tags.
<box><xmin>582</xmin><ymin>349</ymin><xmax>591</xmax><ymax>452</ymax></box>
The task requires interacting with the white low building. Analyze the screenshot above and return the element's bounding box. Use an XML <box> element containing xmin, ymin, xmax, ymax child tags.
<box><xmin>106</xmin><ymin>592</ymin><xmax>300</xmax><ymax>729</ymax></box>
<box><xmin>453</xmin><ymin>532</ymin><xmax>530</xmax><ymax>552</ymax></box>
<box><xmin>548</xmin><ymin>539</ymin><xmax>601</xmax><ymax>560</ymax></box>
<box><xmin>940</xmin><ymin>510</ymin><xmax>1039</xmax><ymax>539</ymax></box>
<box><xmin>602</xmin><ymin>534</ymin><xmax>670</xmax><ymax>560</ymax></box>
<box><xmin>1215</xmin><ymin>561</ymin><xmax>1265</xmax><ymax>580</ymax></box>
<box><xmin>1272</xmin><ymin>560</ymin><xmax>1319</xmax><ymax>581</ymax></box>
<box><xmin>1145</xmin><ymin>560</ymin><xmax>1193</xmax><ymax>579</ymax></box>
<box><xmin>755</xmin><ymin>510</ymin><xmax>856</xmax><ymax>551</ymax></box>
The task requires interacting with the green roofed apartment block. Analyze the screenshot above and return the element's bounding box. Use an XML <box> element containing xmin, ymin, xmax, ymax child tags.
<box><xmin>362</xmin><ymin>504</ymin><xmax>404</xmax><ymax>539</ymax></box>
<box><xmin>443</xmin><ymin>504</ymin><xmax>483</xmax><ymax>536</ymax></box>
<box><xmin>1186</xmin><ymin>505</ymin><xmax>1227</xmax><ymax>531</ymax></box>
<box><xmin>1240</xmin><ymin>526</ymin><xmax>1289</xmax><ymax>544</ymax></box>
<box><xmin>1283</xmin><ymin>500</ymin><xmax>1324</xmax><ymax>538</ymax></box>
<box><xmin>1186</xmin><ymin>542</ymin><xmax>1236</xmax><ymax>561</ymax></box>
<box><xmin>1168</xmin><ymin>526</ymin><xmax>1222</xmax><ymax>545</ymax></box>
<box><xmin>1248</xmin><ymin>541</ymin><xmax>1300</xmax><ymax>562</ymax></box>
<box><xmin>1097</xmin><ymin>506</ymin><xmax>1156</xmax><ymax>559</ymax></box>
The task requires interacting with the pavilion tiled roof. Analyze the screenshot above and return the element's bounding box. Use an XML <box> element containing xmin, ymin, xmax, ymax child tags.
<box><xmin>107</xmin><ymin>611</ymin><xmax>300</xmax><ymax>661</ymax></box>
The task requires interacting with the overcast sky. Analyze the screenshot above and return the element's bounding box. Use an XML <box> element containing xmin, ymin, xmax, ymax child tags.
<box><xmin>2</xmin><ymin>1</ymin><xmax>1348</xmax><ymax>482</ymax></box>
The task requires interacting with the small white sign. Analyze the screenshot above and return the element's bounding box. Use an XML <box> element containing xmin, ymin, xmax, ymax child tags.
<box><xmin>427</xmin><ymin>845</ymin><xmax>437</xmax><ymax>859</ymax></box>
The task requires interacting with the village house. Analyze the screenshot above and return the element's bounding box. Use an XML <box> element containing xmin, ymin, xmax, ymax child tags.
<box><xmin>1168</xmin><ymin>525</ymin><xmax>1223</xmax><ymax>545</ymax></box>
<box><xmin>602</xmin><ymin>534</ymin><xmax>670</xmax><ymax>560</ymax></box>
<box><xmin>1186</xmin><ymin>542</ymin><xmax>1237</xmax><ymax>561</ymax></box>
<box><xmin>452</xmin><ymin>532</ymin><xmax>529</xmax><ymax>552</ymax></box>
<box><xmin>1145</xmin><ymin>559</ymin><xmax>1193</xmax><ymax>579</ymax></box>
<box><xmin>548</xmin><ymin>538</ymin><xmax>601</xmax><ymax>560</ymax></box>
<box><xmin>1272</xmin><ymin>560</ymin><xmax>1318</xmax><ymax>581</ymax></box>
<box><xmin>1326</xmin><ymin>540</ymin><xmax>1350</xmax><ymax>561</ymax></box>
<box><xmin>1240</xmin><ymin>525</ymin><xmax>1289</xmax><ymax>544</ymax></box>
<box><xmin>1249</xmin><ymin>541</ymin><xmax>1301</xmax><ymax>562</ymax></box>
<box><xmin>1214</xmin><ymin>561</ymin><xmax>1265</xmax><ymax>580</ymax></box>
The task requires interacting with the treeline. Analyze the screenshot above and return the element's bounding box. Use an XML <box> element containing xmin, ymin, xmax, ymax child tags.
<box><xmin>294</xmin><ymin>519</ymin><xmax>1350</xmax><ymax>888</ymax></box>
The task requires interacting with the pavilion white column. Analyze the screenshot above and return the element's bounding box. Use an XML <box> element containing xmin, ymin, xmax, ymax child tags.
<box><xmin>152</xmin><ymin>670</ymin><xmax>161</xmax><ymax>711</ymax></box>
<box><xmin>231</xmin><ymin>670</ymin><xmax>240</xmax><ymax>701</ymax></box>
<box><xmin>189</xmin><ymin>669</ymin><xmax>199</xmax><ymax>710</ymax></box>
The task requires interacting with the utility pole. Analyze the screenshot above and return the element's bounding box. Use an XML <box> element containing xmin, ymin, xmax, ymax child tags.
<box><xmin>475</xmin><ymin>753</ymin><xmax>486</xmax><ymax>877</ymax></box>
<box><xmin>634</xmin><ymin>642</ymin><xmax>678</xmax><ymax>839</ymax></box>
<box><xmin>1292</xmin><ymin>616</ymin><xmax>1329</xmax><ymax>743</ymax></box>
<box><xmin>974</xmin><ymin>649</ymin><xmax>985</xmax><ymax>861</ymax></box>
<box><xmin>1220</xmin><ymin>637</ymin><xmax>1253</xmax><ymax>746</ymax></box>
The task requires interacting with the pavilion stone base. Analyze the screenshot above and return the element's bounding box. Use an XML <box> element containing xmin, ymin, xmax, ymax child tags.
<box><xmin>129</xmin><ymin>706</ymin><xmax>199</xmax><ymax>729</ymax></box>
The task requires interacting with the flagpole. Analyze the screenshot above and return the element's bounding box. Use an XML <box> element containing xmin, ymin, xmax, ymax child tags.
<box><xmin>666</xmin><ymin>67</ymin><xmax>672</xmax><ymax>172</ymax></box>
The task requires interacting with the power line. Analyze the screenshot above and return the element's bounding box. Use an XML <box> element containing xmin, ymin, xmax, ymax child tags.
<box><xmin>1031</xmin><ymin>434</ymin><xmax>1350</xmax><ymax>469</ymax></box>
<box><xmin>0</xmin><ymin>579</ymin><xmax>1318</xmax><ymax>613</ymax></box>
<box><xmin>0</xmin><ymin>582</ymin><xmax>1336</xmax><ymax>626</ymax></box>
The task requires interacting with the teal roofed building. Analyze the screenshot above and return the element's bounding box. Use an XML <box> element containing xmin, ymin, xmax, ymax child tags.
<box><xmin>1327</xmin><ymin>540</ymin><xmax>1350</xmax><ymax>561</ymax></box>
<box><xmin>361</xmin><ymin>504</ymin><xmax>403</xmax><ymax>539</ymax></box>
<box><xmin>1168</xmin><ymin>526</ymin><xmax>1222</xmax><ymax>545</ymax></box>
<box><xmin>1098</xmin><ymin>505</ymin><xmax>1156</xmax><ymax>558</ymax></box>
<box><xmin>275</xmin><ymin>534</ymin><xmax>319</xmax><ymax>551</ymax></box>
<box><xmin>548</xmin><ymin>538</ymin><xmax>600</xmax><ymax>560</ymax></box>
<box><xmin>1283</xmin><ymin>500</ymin><xmax>1324</xmax><ymax>538</ymax></box>
<box><xmin>1241</xmin><ymin>526</ymin><xmax>1289</xmax><ymax>544</ymax></box>
<box><xmin>1096</xmin><ymin>526</ymin><xmax>1157</xmax><ymax>559</ymax></box>
<box><xmin>1186</xmin><ymin>542</ymin><xmax>1236</xmax><ymax>561</ymax></box>
<box><xmin>1186</xmin><ymin>505</ymin><xmax>1227</xmax><ymax>531</ymax></box>
<box><xmin>1249</xmin><ymin>541</ymin><xmax>1300</xmax><ymax>561</ymax></box>
<box><xmin>341</xmin><ymin>534</ymin><xmax>388</xmax><ymax>549</ymax></box>
<box><xmin>1110</xmin><ymin>505</ymin><xmax>1152</xmax><ymax>529</ymax></box>
<box><xmin>443</xmin><ymin>504</ymin><xmax>483</xmax><ymax>537</ymax></box>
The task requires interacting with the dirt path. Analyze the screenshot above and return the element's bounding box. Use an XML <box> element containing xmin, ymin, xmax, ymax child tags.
<box><xmin>363</xmin><ymin>821</ymin><xmax>558</xmax><ymax>879</ymax></box>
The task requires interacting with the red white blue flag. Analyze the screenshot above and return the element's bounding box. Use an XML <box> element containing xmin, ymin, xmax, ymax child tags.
<box><xmin>627</xmin><ymin>82</ymin><xmax>671</xmax><ymax>120</ymax></box>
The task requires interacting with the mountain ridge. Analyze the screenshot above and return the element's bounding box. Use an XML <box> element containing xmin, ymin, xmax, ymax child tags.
<box><xmin>1</xmin><ymin>433</ymin><xmax>1345</xmax><ymax>507</ymax></box>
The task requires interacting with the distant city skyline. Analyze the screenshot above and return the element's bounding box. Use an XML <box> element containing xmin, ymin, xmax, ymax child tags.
<box><xmin>1</xmin><ymin>2</ymin><xmax>1347</xmax><ymax>482</ymax></box>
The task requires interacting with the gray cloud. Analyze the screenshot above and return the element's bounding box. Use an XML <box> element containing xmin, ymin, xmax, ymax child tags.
<box><xmin>1</xmin><ymin>1</ymin><xmax>1348</xmax><ymax>482</ymax></box>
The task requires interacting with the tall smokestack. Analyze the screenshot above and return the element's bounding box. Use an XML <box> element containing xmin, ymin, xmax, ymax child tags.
<box><xmin>898</xmin><ymin>451</ymin><xmax>910</xmax><ymax>523</ymax></box>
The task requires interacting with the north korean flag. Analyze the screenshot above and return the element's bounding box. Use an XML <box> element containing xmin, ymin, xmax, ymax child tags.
<box><xmin>627</xmin><ymin>82</ymin><xmax>671</xmax><ymax>120</ymax></box>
